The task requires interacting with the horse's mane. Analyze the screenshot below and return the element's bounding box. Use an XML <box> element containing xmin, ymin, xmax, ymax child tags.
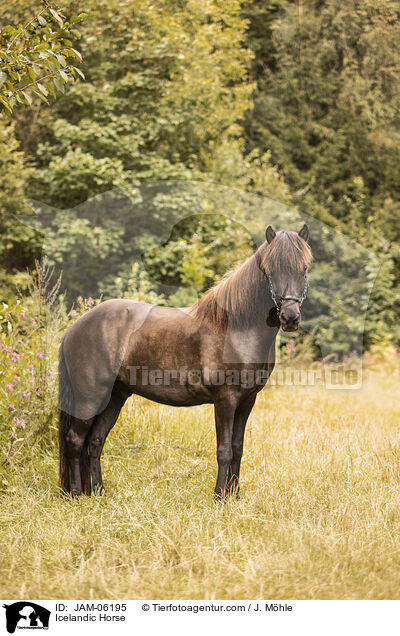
<box><xmin>189</xmin><ymin>231</ymin><xmax>312</xmax><ymax>329</ymax></box>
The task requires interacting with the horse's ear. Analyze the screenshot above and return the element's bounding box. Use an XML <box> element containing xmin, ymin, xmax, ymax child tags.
<box><xmin>265</xmin><ymin>225</ymin><xmax>276</xmax><ymax>244</ymax></box>
<box><xmin>298</xmin><ymin>223</ymin><xmax>309</xmax><ymax>243</ymax></box>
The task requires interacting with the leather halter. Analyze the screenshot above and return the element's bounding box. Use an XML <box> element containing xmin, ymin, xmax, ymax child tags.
<box><xmin>268</xmin><ymin>271</ymin><xmax>309</xmax><ymax>313</ymax></box>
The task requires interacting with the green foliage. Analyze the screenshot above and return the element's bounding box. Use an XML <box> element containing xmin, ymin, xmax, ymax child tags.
<box><xmin>23</xmin><ymin>0</ymin><xmax>254</xmax><ymax>205</ymax></box>
<box><xmin>0</xmin><ymin>0</ymin><xmax>398</xmax><ymax>355</ymax></box>
<box><xmin>143</xmin><ymin>213</ymin><xmax>254</xmax><ymax>294</ymax></box>
<box><xmin>245</xmin><ymin>0</ymin><xmax>400</xmax><ymax>231</ymax></box>
<box><xmin>14</xmin><ymin>0</ymin><xmax>289</xmax><ymax>309</ymax></box>
<box><xmin>244</xmin><ymin>0</ymin><xmax>400</xmax><ymax>346</ymax></box>
<box><xmin>0</xmin><ymin>118</ymin><xmax>40</xmax><ymax>296</ymax></box>
<box><xmin>106</xmin><ymin>262</ymin><xmax>166</xmax><ymax>305</ymax></box>
<box><xmin>0</xmin><ymin>2</ymin><xmax>85</xmax><ymax>114</ymax></box>
<box><xmin>364</xmin><ymin>250</ymin><xmax>400</xmax><ymax>345</ymax></box>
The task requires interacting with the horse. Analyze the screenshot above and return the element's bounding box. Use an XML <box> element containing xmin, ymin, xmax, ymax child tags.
<box><xmin>59</xmin><ymin>224</ymin><xmax>312</xmax><ymax>499</ymax></box>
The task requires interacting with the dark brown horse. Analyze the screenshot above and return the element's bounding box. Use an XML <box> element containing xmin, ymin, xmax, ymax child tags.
<box><xmin>59</xmin><ymin>224</ymin><xmax>312</xmax><ymax>498</ymax></box>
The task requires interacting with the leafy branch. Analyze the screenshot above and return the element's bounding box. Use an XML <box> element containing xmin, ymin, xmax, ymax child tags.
<box><xmin>0</xmin><ymin>1</ymin><xmax>86</xmax><ymax>114</ymax></box>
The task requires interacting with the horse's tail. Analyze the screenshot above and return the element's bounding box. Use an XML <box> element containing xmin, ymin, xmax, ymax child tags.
<box><xmin>58</xmin><ymin>339</ymin><xmax>73</xmax><ymax>493</ymax></box>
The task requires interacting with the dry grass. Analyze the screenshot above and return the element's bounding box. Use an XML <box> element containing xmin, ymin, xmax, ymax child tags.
<box><xmin>1</xmin><ymin>367</ymin><xmax>400</xmax><ymax>599</ymax></box>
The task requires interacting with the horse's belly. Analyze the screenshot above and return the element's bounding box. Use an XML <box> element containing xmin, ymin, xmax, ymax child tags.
<box><xmin>123</xmin><ymin>377</ymin><xmax>212</xmax><ymax>407</ymax></box>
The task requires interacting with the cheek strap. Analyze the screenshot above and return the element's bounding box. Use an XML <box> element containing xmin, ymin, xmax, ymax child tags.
<box><xmin>268</xmin><ymin>272</ymin><xmax>309</xmax><ymax>312</ymax></box>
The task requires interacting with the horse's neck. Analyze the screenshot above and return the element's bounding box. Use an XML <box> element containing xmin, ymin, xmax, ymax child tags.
<box><xmin>213</xmin><ymin>267</ymin><xmax>278</xmax><ymax>364</ymax></box>
<box><xmin>221</xmin><ymin>315</ymin><xmax>279</xmax><ymax>365</ymax></box>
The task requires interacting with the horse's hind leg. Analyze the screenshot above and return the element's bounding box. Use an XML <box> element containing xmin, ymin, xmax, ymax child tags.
<box><xmin>64</xmin><ymin>416</ymin><xmax>94</xmax><ymax>496</ymax></box>
<box><xmin>82</xmin><ymin>385</ymin><xmax>127</xmax><ymax>495</ymax></box>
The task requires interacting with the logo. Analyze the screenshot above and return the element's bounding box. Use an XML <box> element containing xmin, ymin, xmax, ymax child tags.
<box><xmin>3</xmin><ymin>603</ymin><xmax>50</xmax><ymax>634</ymax></box>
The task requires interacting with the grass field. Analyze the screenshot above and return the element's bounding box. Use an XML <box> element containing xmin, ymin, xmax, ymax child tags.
<box><xmin>1</xmin><ymin>364</ymin><xmax>400</xmax><ymax>600</ymax></box>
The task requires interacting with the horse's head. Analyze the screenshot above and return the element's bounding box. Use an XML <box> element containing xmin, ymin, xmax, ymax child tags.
<box><xmin>264</xmin><ymin>224</ymin><xmax>312</xmax><ymax>332</ymax></box>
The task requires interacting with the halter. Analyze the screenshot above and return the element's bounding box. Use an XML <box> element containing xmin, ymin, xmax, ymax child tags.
<box><xmin>268</xmin><ymin>270</ymin><xmax>309</xmax><ymax>313</ymax></box>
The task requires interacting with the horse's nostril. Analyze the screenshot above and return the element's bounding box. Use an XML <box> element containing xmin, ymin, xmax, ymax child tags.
<box><xmin>280</xmin><ymin>314</ymin><xmax>300</xmax><ymax>328</ymax></box>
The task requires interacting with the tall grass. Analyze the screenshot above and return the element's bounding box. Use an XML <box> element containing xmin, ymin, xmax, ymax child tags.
<box><xmin>1</xmin><ymin>363</ymin><xmax>400</xmax><ymax>600</ymax></box>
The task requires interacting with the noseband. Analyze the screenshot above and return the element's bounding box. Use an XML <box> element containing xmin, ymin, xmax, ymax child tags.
<box><xmin>268</xmin><ymin>271</ymin><xmax>309</xmax><ymax>314</ymax></box>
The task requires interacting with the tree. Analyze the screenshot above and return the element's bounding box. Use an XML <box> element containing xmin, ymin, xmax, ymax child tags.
<box><xmin>17</xmin><ymin>0</ymin><xmax>287</xmax><ymax>302</ymax></box>
<box><xmin>244</xmin><ymin>1</ymin><xmax>400</xmax><ymax>224</ymax></box>
<box><xmin>0</xmin><ymin>119</ymin><xmax>42</xmax><ymax>296</ymax></box>
<box><xmin>243</xmin><ymin>0</ymin><xmax>400</xmax><ymax>345</ymax></box>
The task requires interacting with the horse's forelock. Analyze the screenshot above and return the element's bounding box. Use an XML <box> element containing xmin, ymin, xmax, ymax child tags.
<box><xmin>261</xmin><ymin>231</ymin><xmax>312</xmax><ymax>274</ymax></box>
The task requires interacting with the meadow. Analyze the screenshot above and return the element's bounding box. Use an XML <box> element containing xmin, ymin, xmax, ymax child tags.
<box><xmin>1</xmin><ymin>360</ymin><xmax>400</xmax><ymax>600</ymax></box>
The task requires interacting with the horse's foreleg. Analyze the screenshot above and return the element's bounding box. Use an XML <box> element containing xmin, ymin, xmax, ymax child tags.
<box><xmin>227</xmin><ymin>394</ymin><xmax>256</xmax><ymax>497</ymax></box>
<box><xmin>213</xmin><ymin>400</ymin><xmax>236</xmax><ymax>500</ymax></box>
<box><xmin>83</xmin><ymin>386</ymin><xmax>127</xmax><ymax>495</ymax></box>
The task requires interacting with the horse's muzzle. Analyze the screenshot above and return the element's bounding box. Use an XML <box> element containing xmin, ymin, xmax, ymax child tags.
<box><xmin>279</xmin><ymin>306</ymin><xmax>300</xmax><ymax>332</ymax></box>
<box><xmin>280</xmin><ymin>318</ymin><xmax>300</xmax><ymax>332</ymax></box>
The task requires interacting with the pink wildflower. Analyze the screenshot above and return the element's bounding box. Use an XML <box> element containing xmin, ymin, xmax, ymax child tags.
<box><xmin>35</xmin><ymin>387</ymin><xmax>42</xmax><ymax>397</ymax></box>
<box><xmin>22</xmin><ymin>390</ymin><xmax>30</xmax><ymax>400</ymax></box>
<box><xmin>37</xmin><ymin>351</ymin><xmax>44</xmax><ymax>360</ymax></box>
<box><xmin>9</xmin><ymin>432</ymin><xmax>17</xmax><ymax>441</ymax></box>
<box><xmin>13</xmin><ymin>418</ymin><xmax>26</xmax><ymax>429</ymax></box>
<box><xmin>5</xmin><ymin>383</ymin><xmax>14</xmax><ymax>393</ymax></box>
<box><xmin>20</xmin><ymin>311</ymin><xmax>26</xmax><ymax>319</ymax></box>
<box><xmin>7</xmin><ymin>404</ymin><xmax>16</xmax><ymax>412</ymax></box>
<box><xmin>287</xmin><ymin>339</ymin><xmax>296</xmax><ymax>354</ymax></box>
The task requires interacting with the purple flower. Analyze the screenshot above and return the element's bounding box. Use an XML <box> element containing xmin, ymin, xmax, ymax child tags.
<box><xmin>7</xmin><ymin>404</ymin><xmax>16</xmax><ymax>412</ymax></box>
<box><xmin>31</xmin><ymin>319</ymin><xmax>37</xmax><ymax>326</ymax></box>
<box><xmin>37</xmin><ymin>351</ymin><xmax>44</xmax><ymax>360</ymax></box>
<box><xmin>22</xmin><ymin>390</ymin><xmax>30</xmax><ymax>400</ymax></box>
<box><xmin>20</xmin><ymin>311</ymin><xmax>26</xmax><ymax>319</ymax></box>
<box><xmin>5</xmin><ymin>383</ymin><xmax>14</xmax><ymax>393</ymax></box>
<box><xmin>9</xmin><ymin>432</ymin><xmax>17</xmax><ymax>441</ymax></box>
<box><xmin>13</xmin><ymin>418</ymin><xmax>26</xmax><ymax>429</ymax></box>
<box><xmin>35</xmin><ymin>387</ymin><xmax>42</xmax><ymax>397</ymax></box>
<box><xmin>10</xmin><ymin>352</ymin><xmax>19</xmax><ymax>363</ymax></box>
<box><xmin>287</xmin><ymin>339</ymin><xmax>296</xmax><ymax>354</ymax></box>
